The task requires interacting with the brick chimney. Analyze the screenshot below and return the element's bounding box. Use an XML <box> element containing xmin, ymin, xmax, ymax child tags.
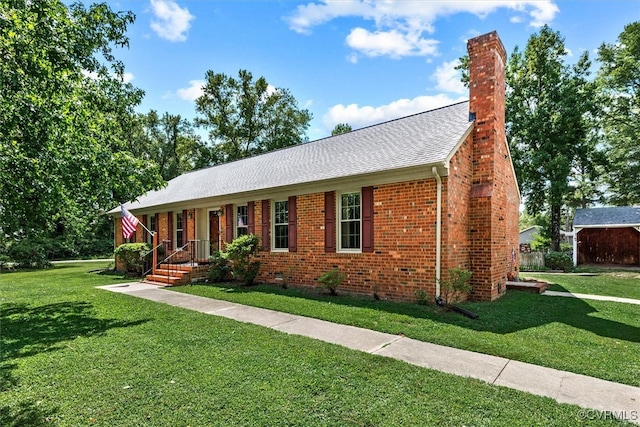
<box><xmin>467</xmin><ymin>31</ymin><xmax>516</xmax><ymax>301</ymax></box>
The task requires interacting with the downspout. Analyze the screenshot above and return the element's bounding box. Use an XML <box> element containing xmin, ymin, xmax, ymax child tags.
<box><xmin>432</xmin><ymin>166</ymin><xmax>442</xmax><ymax>298</ymax></box>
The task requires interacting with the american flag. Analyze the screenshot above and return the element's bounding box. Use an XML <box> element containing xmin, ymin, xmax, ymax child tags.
<box><xmin>121</xmin><ymin>205</ymin><xmax>139</xmax><ymax>239</ymax></box>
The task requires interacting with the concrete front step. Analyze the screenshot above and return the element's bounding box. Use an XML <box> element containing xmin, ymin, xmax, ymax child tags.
<box><xmin>146</xmin><ymin>264</ymin><xmax>210</xmax><ymax>286</ymax></box>
<box><xmin>506</xmin><ymin>281</ymin><xmax>548</xmax><ymax>294</ymax></box>
<box><xmin>145</xmin><ymin>274</ymin><xmax>186</xmax><ymax>286</ymax></box>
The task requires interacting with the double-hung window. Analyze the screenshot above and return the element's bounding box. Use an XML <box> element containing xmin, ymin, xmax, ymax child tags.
<box><xmin>176</xmin><ymin>212</ymin><xmax>184</xmax><ymax>247</ymax></box>
<box><xmin>273</xmin><ymin>200</ymin><xmax>289</xmax><ymax>250</ymax></box>
<box><xmin>236</xmin><ymin>205</ymin><xmax>248</xmax><ymax>237</ymax></box>
<box><xmin>339</xmin><ymin>192</ymin><xmax>361</xmax><ymax>251</ymax></box>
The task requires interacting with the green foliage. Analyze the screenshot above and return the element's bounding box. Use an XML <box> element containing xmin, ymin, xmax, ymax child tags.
<box><xmin>207</xmin><ymin>251</ymin><xmax>232</xmax><ymax>283</ymax></box>
<box><xmin>222</xmin><ymin>234</ymin><xmax>261</xmax><ymax>285</ymax></box>
<box><xmin>7</xmin><ymin>238</ymin><xmax>55</xmax><ymax>269</ymax></box>
<box><xmin>597</xmin><ymin>22</ymin><xmax>640</xmax><ymax>205</ymax></box>
<box><xmin>439</xmin><ymin>268</ymin><xmax>473</xmax><ymax>304</ymax></box>
<box><xmin>317</xmin><ymin>268</ymin><xmax>346</xmax><ymax>296</ymax></box>
<box><xmin>331</xmin><ymin>123</ymin><xmax>352</xmax><ymax>135</ymax></box>
<box><xmin>506</xmin><ymin>25</ymin><xmax>599</xmax><ymax>251</ymax></box>
<box><xmin>0</xmin><ymin>0</ymin><xmax>164</xmax><ymax>252</ymax></box>
<box><xmin>133</xmin><ymin>110</ymin><xmax>208</xmax><ymax>181</ymax></box>
<box><xmin>544</xmin><ymin>251</ymin><xmax>574</xmax><ymax>272</ymax></box>
<box><xmin>114</xmin><ymin>243</ymin><xmax>150</xmax><ymax>275</ymax></box>
<box><xmin>530</xmin><ymin>232</ymin><xmax>551</xmax><ymax>251</ymax></box>
<box><xmin>195</xmin><ymin>69</ymin><xmax>312</xmax><ymax>164</ymax></box>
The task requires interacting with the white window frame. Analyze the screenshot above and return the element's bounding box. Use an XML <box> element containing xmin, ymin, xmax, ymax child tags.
<box><xmin>338</xmin><ymin>190</ymin><xmax>362</xmax><ymax>253</ymax></box>
<box><xmin>272</xmin><ymin>199</ymin><xmax>289</xmax><ymax>252</ymax></box>
<box><xmin>175</xmin><ymin>212</ymin><xmax>184</xmax><ymax>248</ymax></box>
<box><xmin>236</xmin><ymin>205</ymin><xmax>248</xmax><ymax>238</ymax></box>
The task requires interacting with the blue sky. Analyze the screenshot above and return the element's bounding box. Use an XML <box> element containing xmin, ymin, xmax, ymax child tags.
<box><xmin>107</xmin><ymin>0</ymin><xmax>639</xmax><ymax>141</ymax></box>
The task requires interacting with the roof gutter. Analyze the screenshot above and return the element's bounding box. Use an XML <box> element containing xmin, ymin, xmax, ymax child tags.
<box><xmin>432</xmin><ymin>166</ymin><xmax>442</xmax><ymax>298</ymax></box>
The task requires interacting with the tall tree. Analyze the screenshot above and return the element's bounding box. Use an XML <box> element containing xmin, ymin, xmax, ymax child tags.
<box><xmin>135</xmin><ymin>110</ymin><xmax>207</xmax><ymax>181</ymax></box>
<box><xmin>506</xmin><ymin>26</ymin><xmax>598</xmax><ymax>251</ymax></box>
<box><xmin>597</xmin><ymin>22</ymin><xmax>640</xmax><ymax>205</ymax></box>
<box><xmin>195</xmin><ymin>69</ymin><xmax>312</xmax><ymax>163</ymax></box>
<box><xmin>0</xmin><ymin>1</ymin><xmax>163</xmax><ymax>248</ymax></box>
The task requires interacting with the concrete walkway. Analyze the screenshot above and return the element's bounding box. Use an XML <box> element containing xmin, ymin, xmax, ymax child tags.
<box><xmin>98</xmin><ymin>282</ymin><xmax>640</xmax><ymax>423</ymax></box>
<box><xmin>543</xmin><ymin>290</ymin><xmax>640</xmax><ymax>305</ymax></box>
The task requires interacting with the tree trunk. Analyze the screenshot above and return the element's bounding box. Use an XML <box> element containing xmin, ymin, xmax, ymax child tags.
<box><xmin>551</xmin><ymin>204</ymin><xmax>561</xmax><ymax>252</ymax></box>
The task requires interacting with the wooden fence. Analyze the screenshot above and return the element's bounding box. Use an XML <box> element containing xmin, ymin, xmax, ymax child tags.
<box><xmin>520</xmin><ymin>251</ymin><xmax>545</xmax><ymax>271</ymax></box>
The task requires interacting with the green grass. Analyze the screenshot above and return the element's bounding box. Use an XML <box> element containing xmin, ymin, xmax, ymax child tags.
<box><xmin>1</xmin><ymin>263</ymin><xmax>632</xmax><ymax>426</ymax></box>
<box><xmin>173</xmin><ymin>280</ymin><xmax>640</xmax><ymax>388</ymax></box>
<box><xmin>522</xmin><ymin>271</ymin><xmax>640</xmax><ymax>300</ymax></box>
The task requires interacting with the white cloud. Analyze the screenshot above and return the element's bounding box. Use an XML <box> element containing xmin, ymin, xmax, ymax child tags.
<box><xmin>287</xmin><ymin>1</ymin><xmax>559</xmax><ymax>58</ymax></box>
<box><xmin>323</xmin><ymin>94</ymin><xmax>466</xmax><ymax>131</ymax></box>
<box><xmin>150</xmin><ymin>0</ymin><xmax>194</xmax><ymax>42</ymax></box>
<box><xmin>121</xmin><ymin>72</ymin><xmax>135</xmax><ymax>84</ymax></box>
<box><xmin>528</xmin><ymin>1</ymin><xmax>560</xmax><ymax>27</ymax></box>
<box><xmin>176</xmin><ymin>80</ymin><xmax>205</xmax><ymax>101</ymax></box>
<box><xmin>346</xmin><ymin>27</ymin><xmax>438</xmax><ymax>58</ymax></box>
<box><xmin>432</xmin><ymin>59</ymin><xmax>465</xmax><ymax>94</ymax></box>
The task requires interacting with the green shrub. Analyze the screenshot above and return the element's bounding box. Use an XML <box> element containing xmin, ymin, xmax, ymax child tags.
<box><xmin>222</xmin><ymin>234</ymin><xmax>261</xmax><ymax>285</ymax></box>
<box><xmin>207</xmin><ymin>251</ymin><xmax>231</xmax><ymax>282</ymax></box>
<box><xmin>414</xmin><ymin>289</ymin><xmax>429</xmax><ymax>305</ymax></box>
<box><xmin>7</xmin><ymin>238</ymin><xmax>53</xmax><ymax>268</ymax></box>
<box><xmin>114</xmin><ymin>243</ymin><xmax>150</xmax><ymax>275</ymax></box>
<box><xmin>544</xmin><ymin>251</ymin><xmax>574</xmax><ymax>272</ymax></box>
<box><xmin>317</xmin><ymin>268</ymin><xmax>346</xmax><ymax>296</ymax></box>
<box><xmin>439</xmin><ymin>267</ymin><xmax>473</xmax><ymax>304</ymax></box>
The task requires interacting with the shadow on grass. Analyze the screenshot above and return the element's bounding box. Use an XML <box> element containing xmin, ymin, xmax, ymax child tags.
<box><xmin>192</xmin><ymin>282</ymin><xmax>640</xmax><ymax>344</ymax></box>
<box><xmin>0</xmin><ymin>301</ymin><xmax>149</xmax><ymax>393</ymax></box>
<box><xmin>0</xmin><ymin>400</ymin><xmax>58</xmax><ymax>427</ymax></box>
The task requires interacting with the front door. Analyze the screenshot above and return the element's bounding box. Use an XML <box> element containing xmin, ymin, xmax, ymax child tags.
<box><xmin>209</xmin><ymin>211</ymin><xmax>220</xmax><ymax>255</ymax></box>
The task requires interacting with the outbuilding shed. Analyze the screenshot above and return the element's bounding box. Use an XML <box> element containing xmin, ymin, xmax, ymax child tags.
<box><xmin>573</xmin><ymin>207</ymin><xmax>640</xmax><ymax>266</ymax></box>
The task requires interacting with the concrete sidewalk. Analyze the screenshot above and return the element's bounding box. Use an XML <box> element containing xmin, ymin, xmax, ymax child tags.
<box><xmin>98</xmin><ymin>282</ymin><xmax>640</xmax><ymax>423</ymax></box>
<box><xmin>543</xmin><ymin>290</ymin><xmax>640</xmax><ymax>305</ymax></box>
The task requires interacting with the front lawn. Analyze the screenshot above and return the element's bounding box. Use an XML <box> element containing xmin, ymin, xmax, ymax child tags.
<box><xmin>522</xmin><ymin>271</ymin><xmax>640</xmax><ymax>300</ymax></box>
<box><xmin>1</xmin><ymin>263</ymin><xmax>630</xmax><ymax>426</ymax></box>
<box><xmin>174</xmin><ymin>279</ymin><xmax>640</xmax><ymax>388</ymax></box>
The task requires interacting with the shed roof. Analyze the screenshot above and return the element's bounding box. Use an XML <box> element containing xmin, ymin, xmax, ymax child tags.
<box><xmin>574</xmin><ymin>206</ymin><xmax>640</xmax><ymax>227</ymax></box>
<box><xmin>114</xmin><ymin>101</ymin><xmax>472</xmax><ymax>213</ymax></box>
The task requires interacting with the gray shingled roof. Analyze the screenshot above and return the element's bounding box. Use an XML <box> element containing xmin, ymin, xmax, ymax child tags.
<box><xmin>116</xmin><ymin>101</ymin><xmax>472</xmax><ymax>213</ymax></box>
<box><xmin>574</xmin><ymin>206</ymin><xmax>640</xmax><ymax>227</ymax></box>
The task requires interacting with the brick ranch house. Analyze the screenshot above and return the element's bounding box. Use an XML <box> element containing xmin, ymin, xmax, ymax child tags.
<box><xmin>110</xmin><ymin>31</ymin><xmax>520</xmax><ymax>302</ymax></box>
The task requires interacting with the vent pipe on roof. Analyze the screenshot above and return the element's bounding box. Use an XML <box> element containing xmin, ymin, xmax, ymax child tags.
<box><xmin>432</xmin><ymin>166</ymin><xmax>442</xmax><ymax>298</ymax></box>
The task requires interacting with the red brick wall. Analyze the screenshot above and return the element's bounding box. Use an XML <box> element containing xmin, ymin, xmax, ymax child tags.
<box><xmin>444</xmin><ymin>134</ymin><xmax>473</xmax><ymax>274</ymax></box>
<box><xmin>254</xmin><ymin>181</ymin><xmax>441</xmax><ymax>301</ymax></box>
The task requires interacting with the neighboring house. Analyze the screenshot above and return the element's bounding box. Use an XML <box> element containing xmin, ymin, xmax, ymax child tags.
<box><xmin>110</xmin><ymin>31</ymin><xmax>520</xmax><ymax>302</ymax></box>
<box><xmin>573</xmin><ymin>206</ymin><xmax>640</xmax><ymax>266</ymax></box>
<box><xmin>519</xmin><ymin>226</ymin><xmax>541</xmax><ymax>246</ymax></box>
